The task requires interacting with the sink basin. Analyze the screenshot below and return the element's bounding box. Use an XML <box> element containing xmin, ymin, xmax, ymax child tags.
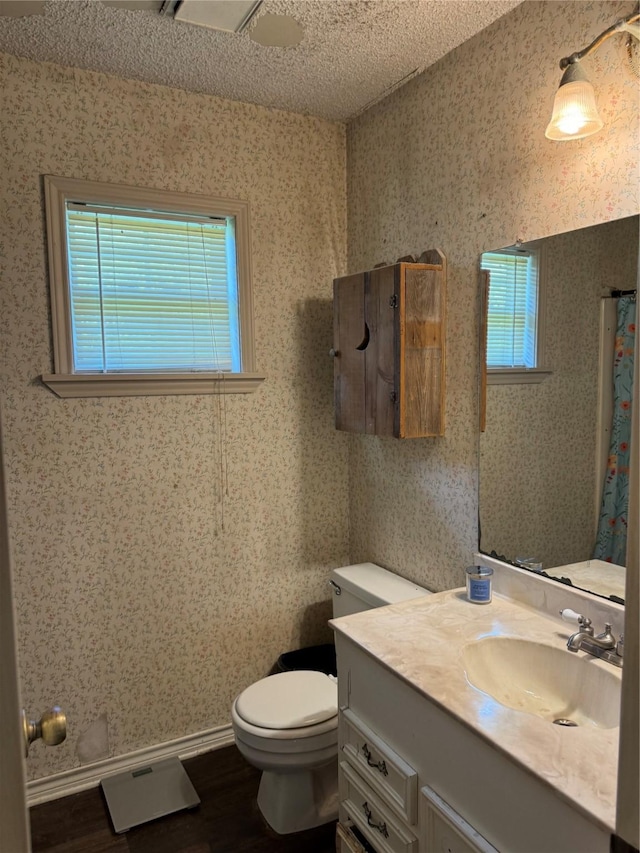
<box><xmin>462</xmin><ymin>637</ymin><xmax>621</xmax><ymax>729</ymax></box>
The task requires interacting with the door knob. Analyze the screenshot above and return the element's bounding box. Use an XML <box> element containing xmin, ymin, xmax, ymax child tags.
<box><xmin>22</xmin><ymin>706</ymin><xmax>66</xmax><ymax>757</ymax></box>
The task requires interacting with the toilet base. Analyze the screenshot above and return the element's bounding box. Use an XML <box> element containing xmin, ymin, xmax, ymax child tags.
<box><xmin>256</xmin><ymin>757</ymin><xmax>338</xmax><ymax>835</ymax></box>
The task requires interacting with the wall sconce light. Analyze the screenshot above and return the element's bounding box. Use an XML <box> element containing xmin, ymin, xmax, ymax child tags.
<box><xmin>545</xmin><ymin>9</ymin><xmax>639</xmax><ymax>141</ymax></box>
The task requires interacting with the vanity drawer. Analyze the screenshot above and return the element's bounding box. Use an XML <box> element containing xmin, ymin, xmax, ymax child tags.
<box><xmin>341</xmin><ymin>761</ymin><xmax>418</xmax><ymax>853</ymax></box>
<box><xmin>421</xmin><ymin>784</ymin><xmax>499</xmax><ymax>853</ymax></box>
<box><xmin>336</xmin><ymin>821</ymin><xmax>369</xmax><ymax>852</ymax></box>
<box><xmin>342</xmin><ymin>708</ymin><xmax>417</xmax><ymax>825</ymax></box>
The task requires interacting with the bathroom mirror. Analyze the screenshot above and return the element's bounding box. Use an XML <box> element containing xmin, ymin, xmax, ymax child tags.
<box><xmin>479</xmin><ymin>215</ymin><xmax>638</xmax><ymax>604</ymax></box>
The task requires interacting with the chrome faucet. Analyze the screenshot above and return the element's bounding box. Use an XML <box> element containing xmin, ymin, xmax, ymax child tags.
<box><xmin>560</xmin><ymin>609</ymin><xmax>623</xmax><ymax>668</ymax></box>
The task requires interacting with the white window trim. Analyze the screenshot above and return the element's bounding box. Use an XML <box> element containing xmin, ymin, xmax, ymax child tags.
<box><xmin>41</xmin><ymin>175</ymin><xmax>264</xmax><ymax>398</ymax></box>
<box><xmin>483</xmin><ymin>240</ymin><xmax>551</xmax><ymax>386</ymax></box>
<box><xmin>487</xmin><ymin>367</ymin><xmax>552</xmax><ymax>385</ymax></box>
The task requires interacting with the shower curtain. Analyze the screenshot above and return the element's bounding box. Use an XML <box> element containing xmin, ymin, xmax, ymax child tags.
<box><xmin>593</xmin><ymin>296</ymin><xmax>636</xmax><ymax>566</ymax></box>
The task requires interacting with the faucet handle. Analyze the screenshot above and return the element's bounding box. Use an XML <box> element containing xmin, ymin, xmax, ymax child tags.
<box><xmin>559</xmin><ymin>608</ymin><xmax>590</xmax><ymax>627</ymax></box>
<box><xmin>595</xmin><ymin>622</ymin><xmax>616</xmax><ymax>643</ymax></box>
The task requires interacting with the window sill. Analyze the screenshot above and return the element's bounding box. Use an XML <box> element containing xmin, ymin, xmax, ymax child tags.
<box><xmin>487</xmin><ymin>368</ymin><xmax>552</xmax><ymax>385</ymax></box>
<box><xmin>41</xmin><ymin>372</ymin><xmax>265</xmax><ymax>398</ymax></box>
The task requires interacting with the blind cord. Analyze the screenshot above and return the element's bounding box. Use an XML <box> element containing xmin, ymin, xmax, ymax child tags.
<box><xmin>200</xmin><ymin>224</ymin><xmax>228</xmax><ymax>534</ymax></box>
<box><xmin>94</xmin><ymin>216</ymin><xmax>108</xmax><ymax>373</ymax></box>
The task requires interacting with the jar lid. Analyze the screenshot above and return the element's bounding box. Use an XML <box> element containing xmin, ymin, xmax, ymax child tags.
<box><xmin>465</xmin><ymin>565</ymin><xmax>493</xmax><ymax>577</ymax></box>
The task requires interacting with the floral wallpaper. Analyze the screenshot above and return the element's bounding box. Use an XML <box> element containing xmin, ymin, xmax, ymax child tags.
<box><xmin>0</xmin><ymin>52</ymin><xmax>349</xmax><ymax>780</ymax></box>
<box><xmin>1</xmin><ymin>0</ymin><xmax>639</xmax><ymax>788</ymax></box>
<box><xmin>346</xmin><ymin>0</ymin><xmax>639</xmax><ymax>593</ymax></box>
<box><xmin>480</xmin><ymin>217</ymin><xmax>639</xmax><ymax>571</ymax></box>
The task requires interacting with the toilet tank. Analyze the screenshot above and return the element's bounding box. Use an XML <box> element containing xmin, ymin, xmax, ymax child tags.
<box><xmin>330</xmin><ymin>562</ymin><xmax>429</xmax><ymax>618</ymax></box>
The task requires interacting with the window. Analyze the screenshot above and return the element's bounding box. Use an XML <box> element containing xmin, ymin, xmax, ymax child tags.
<box><xmin>42</xmin><ymin>176</ymin><xmax>263</xmax><ymax>397</ymax></box>
<box><xmin>481</xmin><ymin>243</ymin><xmax>550</xmax><ymax>384</ymax></box>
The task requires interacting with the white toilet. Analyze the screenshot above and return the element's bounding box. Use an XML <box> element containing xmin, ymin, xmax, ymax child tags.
<box><xmin>231</xmin><ymin>562</ymin><xmax>429</xmax><ymax>835</ymax></box>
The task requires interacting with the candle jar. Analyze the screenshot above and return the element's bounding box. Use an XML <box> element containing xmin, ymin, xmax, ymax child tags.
<box><xmin>465</xmin><ymin>565</ymin><xmax>493</xmax><ymax>604</ymax></box>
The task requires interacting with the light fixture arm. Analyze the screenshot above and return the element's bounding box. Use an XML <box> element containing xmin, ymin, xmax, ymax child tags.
<box><xmin>559</xmin><ymin>10</ymin><xmax>640</xmax><ymax>69</ymax></box>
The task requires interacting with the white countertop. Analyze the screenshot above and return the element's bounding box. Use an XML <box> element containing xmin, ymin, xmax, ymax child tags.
<box><xmin>330</xmin><ymin>589</ymin><xmax>620</xmax><ymax>832</ymax></box>
<box><xmin>552</xmin><ymin>559</ymin><xmax>626</xmax><ymax>602</ymax></box>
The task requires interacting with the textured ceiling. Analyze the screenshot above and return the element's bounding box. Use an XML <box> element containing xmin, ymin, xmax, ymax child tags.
<box><xmin>0</xmin><ymin>0</ymin><xmax>523</xmax><ymax>121</ymax></box>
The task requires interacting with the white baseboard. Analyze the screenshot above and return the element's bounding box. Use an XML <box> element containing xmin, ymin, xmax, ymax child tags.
<box><xmin>27</xmin><ymin>724</ymin><xmax>235</xmax><ymax>807</ymax></box>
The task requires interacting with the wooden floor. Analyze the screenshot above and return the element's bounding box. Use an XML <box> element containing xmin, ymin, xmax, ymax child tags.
<box><xmin>29</xmin><ymin>746</ymin><xmax>337</xmax><ymax>853</ymax></box>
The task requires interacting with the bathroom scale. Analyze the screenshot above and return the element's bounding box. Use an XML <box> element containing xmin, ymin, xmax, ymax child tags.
<box><xmin>100</xmin><ymin>757</ymin><xmax>200</xmax><ymax>833</ymax></box>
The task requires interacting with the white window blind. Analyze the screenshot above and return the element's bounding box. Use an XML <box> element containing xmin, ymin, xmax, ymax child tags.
<box><xmin>65</xmin><ymin>204</ymin><xmax>241</xmax><ymax>374</ymax></box>
<box><xmin>481</xmin><ymin>249</ymin><xmax>539</xmax><ymax>369</ymax></box>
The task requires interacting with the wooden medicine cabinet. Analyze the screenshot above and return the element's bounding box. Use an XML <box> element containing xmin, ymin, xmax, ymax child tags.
<box><xmin>333</xmin><ymin>250</ymin><xmax>446</xmax><ymax>438</ymax></box>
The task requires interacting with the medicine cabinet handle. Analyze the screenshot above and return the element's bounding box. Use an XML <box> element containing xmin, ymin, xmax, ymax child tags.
<box><xmin>362</xmin><ymin>802</ymin><xmax>389</xmax><ymax>838</ymax></box>
<box><xmin>361</xmin><ymin>742</ymin><xmax>389</xmax><ymax>776</ymax></box>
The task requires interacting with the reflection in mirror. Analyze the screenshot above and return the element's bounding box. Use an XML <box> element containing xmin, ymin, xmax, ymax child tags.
<box><xmin>479</xmin><ymin>215</ymin><xmax>638</xmax><ymax>604</ymax></box>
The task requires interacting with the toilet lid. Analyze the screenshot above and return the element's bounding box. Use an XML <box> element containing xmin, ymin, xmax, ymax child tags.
<box><xmin>236</xmin><ymin>671</ymin><xmax>338</xmax><ymax>729</ymax></box>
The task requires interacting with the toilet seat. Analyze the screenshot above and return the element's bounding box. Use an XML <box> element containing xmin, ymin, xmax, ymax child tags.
<box><xmin>232</xmin><ymin>701</ymin><xmax>338</xmax><ymax>746</ymax></box>
<box><xmin>235</xmin><ymin>671</ymin><xmax>337</xmax><ymax>729</ymax></box>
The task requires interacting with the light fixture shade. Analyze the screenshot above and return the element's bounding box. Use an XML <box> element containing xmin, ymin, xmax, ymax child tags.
<box><xmin>545</xmin><ymin>63</ymin><xmax>604</xmax><ymax>140</ymax></box>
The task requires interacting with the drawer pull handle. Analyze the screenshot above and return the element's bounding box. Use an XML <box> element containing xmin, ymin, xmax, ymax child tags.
<box><xmin>361</xmin><ymin>742</ymin><xmax>389</xmax><ymax>776</ymax></box>
<box><xmin>362</xmin><ymin>801</ymin><xmax>389</xmax><ymax>838</ymax></box>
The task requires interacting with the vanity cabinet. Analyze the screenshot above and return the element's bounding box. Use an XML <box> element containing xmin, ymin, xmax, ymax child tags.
<box><xmin>339</xmin><ymin>707</ymin><xmax>419</xmax><ymax>852</ymax></box>
<box><xmin>333</xmin><ymin>252</ymin><xmax>446</xmax><ymax>438</ymax></box>
<box><xmin>421</xmin><ymin>785</ymin><xmax>498</xmax><ymax>853</ymax></box>
<box><xmin>334</xmin><ymin>633</ymin><xmax>611</xmax><ymax>853</ymax></box>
